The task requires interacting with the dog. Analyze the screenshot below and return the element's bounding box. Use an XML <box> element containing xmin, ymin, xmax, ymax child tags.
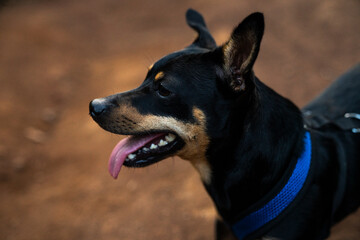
<box><xmin>89</xmin><ymin>9</ymin><xmax>360</xmax><ymax>240</ymax></box>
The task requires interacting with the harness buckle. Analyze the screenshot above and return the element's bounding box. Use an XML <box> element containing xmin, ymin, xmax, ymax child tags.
<box><xmin>344</xmin><ymin>113</ymin><xmax>360</xmax><ymax>133</ymax></box>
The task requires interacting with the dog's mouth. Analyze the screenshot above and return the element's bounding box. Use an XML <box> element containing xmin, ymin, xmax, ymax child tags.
<box><xmin>108</xmin><ymin>132</ymin><xmax>185</xmax><ymax>179</ymax></box>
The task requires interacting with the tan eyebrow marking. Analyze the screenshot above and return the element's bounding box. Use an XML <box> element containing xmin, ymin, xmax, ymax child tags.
<box><xmin>154</xmin><ymin>71</ymin><xmax>165</xmax><ymax>81</ymax></box>
<box><xmin>148</xmin><ymin>63</ymin><xmax>154</xmax><ymax>71</ymax></box>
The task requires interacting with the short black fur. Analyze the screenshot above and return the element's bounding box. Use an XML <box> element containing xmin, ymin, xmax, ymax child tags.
<box><xmin>90</xmin><ymin>9</ymin><xmax>360</xmax><ymax>240</ymax></box>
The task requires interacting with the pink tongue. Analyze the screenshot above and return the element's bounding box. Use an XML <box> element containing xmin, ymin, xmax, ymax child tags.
<box><xmin>108</xmin><ymin>133</ymin><xmax>165</xmax><ymax>179</ymax></box>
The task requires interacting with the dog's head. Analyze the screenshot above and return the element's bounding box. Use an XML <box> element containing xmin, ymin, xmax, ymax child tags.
<box><xmin>89</xmin><ymin>9</ymin><xmax>264</xmax><ymax>183</ymax></box>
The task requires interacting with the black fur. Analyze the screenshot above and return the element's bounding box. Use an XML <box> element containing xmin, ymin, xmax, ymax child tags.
<box><xmin>90</xmin><ymin>9</ymin><xmax>360</xmax><ymax>240</ymax></box>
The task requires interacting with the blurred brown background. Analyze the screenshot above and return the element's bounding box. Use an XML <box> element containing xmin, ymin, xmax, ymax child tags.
<box><xmin>0</xmin><ymin>0</ymin><xmax>359</xmax><ymax>239</ymax></box>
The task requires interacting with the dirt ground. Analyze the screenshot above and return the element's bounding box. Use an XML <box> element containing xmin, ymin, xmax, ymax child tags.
<box><xmin>0</xmin><ymin>0</ymin><xmax>359</xmax><ymax>239</ymax></box>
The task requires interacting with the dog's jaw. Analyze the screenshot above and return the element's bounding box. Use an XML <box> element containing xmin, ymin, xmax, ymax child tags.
<box><xmin>91</xmin><ymin>101</ymin><xmax>212</xmax><ymax>182</ymax></box>
<box><xmin>109</xmin><ymin>133</ymin><xmax>181</xmax><ymax>178</ymax></box>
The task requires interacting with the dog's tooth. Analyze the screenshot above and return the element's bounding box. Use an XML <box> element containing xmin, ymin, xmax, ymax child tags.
<box><xmin>159</xmin><ymin>140</ymin><xmax>168</xmax><ymax>146</ymax></box>
<box><xmin>150</xmin><ymin>144</ymin><xmax>158</xmax><ymax>149</ymax></box>
<box><xmin>128</xmin><ymin>154</ymin><xmax>136</xmax><ymax>160</ymax></box>
<box><xmin>165</xmin><ymin>134</ymin><xmax>176</xmax><ymax>142</ymax></box>
<box><xmin>143</xmin><ymin>147</ymin><xmax>149</xmax><ymax>152</ymax></box>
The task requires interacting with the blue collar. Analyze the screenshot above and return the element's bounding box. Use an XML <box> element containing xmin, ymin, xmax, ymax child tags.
<box><xmin>231</xmin><ymin>131</ymin><xmax>312</xmax><ymax>239</ymax></box>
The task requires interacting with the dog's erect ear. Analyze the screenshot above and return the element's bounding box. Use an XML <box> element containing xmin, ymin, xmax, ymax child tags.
<box><xmin>222</xmin><ymin>12</ymin><xmax>264</xmax><ymax>92</ymax></box>
<box><xmin>186</xmin><ymin>9</ymin><xmax>216</xmax><ymax>49</ymax></box>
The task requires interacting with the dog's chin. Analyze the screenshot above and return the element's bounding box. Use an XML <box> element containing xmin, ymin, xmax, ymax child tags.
<box><xmin>123</xmin><ymin>132</ymin><xmax>185</xmax><ymax>168</ymax></box>
<box><xmin>108</xmin><ymin>131</ymin><xmax>185</xmax><ymax>179</ymax></box>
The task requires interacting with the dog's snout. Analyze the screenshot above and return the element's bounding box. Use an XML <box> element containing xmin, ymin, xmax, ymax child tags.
<box><xmin>89</xmin><ymin>98</ymin><xmax>108</xmax><ymax>117</ymax></box>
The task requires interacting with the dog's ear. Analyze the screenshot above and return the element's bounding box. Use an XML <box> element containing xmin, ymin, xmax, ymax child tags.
<box><xmin>186</xmin><ymin>9</ymin><xmax>216</xmax><ymax>49</ymax></box>
<box><xmin>222</xmin><ymin>12</ymin><xmax>264</xmax><ymax>92</ymax></box>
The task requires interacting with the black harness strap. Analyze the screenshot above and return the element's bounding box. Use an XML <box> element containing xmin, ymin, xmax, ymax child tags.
<box><xmin>331</xmin><ymin>136</ymin><xmax>347</xmax><ymax>221</ymax></box>
<box><xmin>303</xmin><ymin>111</ymin><xmax>360</xmax><ymax>133</ymax></box>
<box><xmin>303</xmin><ymin>111</ymin><xmax>360</xmax><ymax>220</ymax></box>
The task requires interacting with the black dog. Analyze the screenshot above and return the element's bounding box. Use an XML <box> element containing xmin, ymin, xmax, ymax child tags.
<box><xmin>89</xmin><ymin>9</ymin><xmax>360</xmax><ymax>240</ymax></box>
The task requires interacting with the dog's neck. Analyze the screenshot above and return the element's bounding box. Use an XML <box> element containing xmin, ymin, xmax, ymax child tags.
<box><xmin>205</xmin><ymin>77</ymin><xmax>305</xmax><ymax>224</ymax></box>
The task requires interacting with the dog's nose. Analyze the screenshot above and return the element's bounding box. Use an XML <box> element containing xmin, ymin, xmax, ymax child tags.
<box><xmin>89</xmin><ymin>98</ymin><xmax>107</xmax><ymax>117</ymax></box>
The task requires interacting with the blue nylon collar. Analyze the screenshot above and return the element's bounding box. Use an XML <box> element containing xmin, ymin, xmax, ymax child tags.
<box><xmin>231</xmin><ymin>131</ymin><xmax>312</xmax><ymax>240</ymax></box>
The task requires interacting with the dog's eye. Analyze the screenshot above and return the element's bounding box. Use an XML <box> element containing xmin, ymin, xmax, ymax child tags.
<box><xmin>157</xmin><ymin>83</ymin><xmax>172</xmax><ymax>97</ymax></box>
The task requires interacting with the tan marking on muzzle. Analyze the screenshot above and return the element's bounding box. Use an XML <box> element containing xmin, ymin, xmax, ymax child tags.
<box><xmin>111</xmin><ymin>104</ymin><xmax>212</xmax><ymax>183</ymax></box>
